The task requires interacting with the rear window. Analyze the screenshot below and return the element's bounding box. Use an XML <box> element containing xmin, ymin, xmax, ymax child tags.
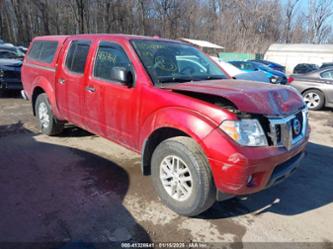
<box><xmin>28</xmin><ymin>40</ymin><xmax>58</xmax><ymax>63</ymax></box>
<box><xmin>65</xmin><ymin>40</ymin><xmax>91</xmax><ymax>74</ymax></box>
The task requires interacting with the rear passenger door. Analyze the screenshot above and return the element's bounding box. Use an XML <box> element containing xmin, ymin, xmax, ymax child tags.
<box><xmin>55</xmin><ymin>39</ymin><xmax>92</xmax><ymax>125</ymax></box>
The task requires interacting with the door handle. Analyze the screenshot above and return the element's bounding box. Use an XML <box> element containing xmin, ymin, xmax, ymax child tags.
<box><xmin>58</xmin><ymin>78</ymin><xmax>65</xmax><ymax>85</ymax></box>
<box><xmin>86</xmin><ymin>86</ymin><xmax>96</xmax><ymax>93</ymax></box>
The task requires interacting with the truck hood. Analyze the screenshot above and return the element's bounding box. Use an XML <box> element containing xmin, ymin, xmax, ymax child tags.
<box><xmin>161</xmin><ymin>80</ymin><xmax>305</xmax><ymax>116</ymax></box>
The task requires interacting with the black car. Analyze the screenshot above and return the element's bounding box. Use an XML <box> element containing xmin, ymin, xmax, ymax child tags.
<box><xmin>0</xmin><ymin>49</ymin><xmax>22</xmax><ymax>59</ymax></box>
<box><xmin>293</xmin><ymin>63</ymin><xmax>319</xmax><ymax>74</ymax></box>
<box><xmin>0</xmin><ymin>45</ymin><xmax>25</xmax><ymax>58</ymax></box>
<box><xmin>0</xmin><ymin>59</ymin><xmax>22</xmax><ymax>92</ymax></box>
<box><xmin>248</xmin><ymin>59</ymin><xmax>286</xmax><ymax>73</ymax></box>
<box><xmin>320</xmin><ymin>62</ymin><xmax>333</xmax><ymax>69</ymax></box>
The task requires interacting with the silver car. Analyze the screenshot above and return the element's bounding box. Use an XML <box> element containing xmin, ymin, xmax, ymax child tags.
<box><xmin>289</xmin><ymin>67</ymin><xmax>333</xmax><ymax>110</ymax></box>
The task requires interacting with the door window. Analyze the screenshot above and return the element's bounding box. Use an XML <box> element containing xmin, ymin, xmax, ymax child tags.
<box><xmin>321</xmin><ymin>70</ymin><xmax>333</xmax><ymax>79</ymax></box>
<box><xmin>65</xmin><ymin>40</ymin><xmax>91</xmax><ymax>74</ymax></box>
<box><xmin>93</xmin><ymin>42</ymin><xmax>131</xmax><ymax>82</ymax></box>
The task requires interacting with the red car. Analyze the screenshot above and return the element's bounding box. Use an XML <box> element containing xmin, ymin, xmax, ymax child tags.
<box><xmin>21</xmin><ymin>34</ymin><xmax>309</xmax><ymax>216</ymax></box>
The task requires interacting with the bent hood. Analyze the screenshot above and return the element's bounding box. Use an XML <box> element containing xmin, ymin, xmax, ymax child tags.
<box><xmin>162</xmin><ymin>80</ymin><xmax>305</xmax><ymax>116</ymax></box>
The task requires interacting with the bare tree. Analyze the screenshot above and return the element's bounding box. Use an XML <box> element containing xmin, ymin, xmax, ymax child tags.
<box><xmin>308</xmin><ymin>0</ymin><xmax>333</xmax><ymax>43</ymax></box>
<box><xmin>284</xmin><ymin>0</ymin><xmax>301</xmax><ymax>43</ymax></box>
<box><xmin>0</xmin><ymin>0</ymin><xmax>331</xmax><ymax>51</ymax></box>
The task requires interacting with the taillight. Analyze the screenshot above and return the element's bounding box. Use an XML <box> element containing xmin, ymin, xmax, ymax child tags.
<box><xmin>287</xmin><ymin>77</ymin><xmax>294</xmax><ymax>84</ymax></box>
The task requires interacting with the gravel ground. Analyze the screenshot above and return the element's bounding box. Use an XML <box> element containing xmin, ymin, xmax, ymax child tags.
<box><xmin>0</xmin><ymin>91</ymin><xmax>332</xmax><ymax>249</ymax></box>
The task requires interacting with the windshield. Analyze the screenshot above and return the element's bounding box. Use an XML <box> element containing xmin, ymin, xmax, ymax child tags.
<box><xmin>131</xmin><ymin>40</ymin><xmax>227</xmax><ymax>84</ymax></box>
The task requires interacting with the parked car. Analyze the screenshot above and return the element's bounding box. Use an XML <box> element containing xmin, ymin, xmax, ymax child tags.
<box><xmin>293</xmin><ymin>63</ymin><xmax>319</xmax><ymax>74</ymax></box>
<box><xmin>0</xmin><ymin>49</ymin><xmax>22</xmax><ymax>59</ymax></box>
<box><xmin>320</xmin><ymin>62</ymin><xmax>333</xmax><ymax>69</ymax></box>
<box><xmin>289</xmin><ymin>67</ymin><xmax>333</xmax><ymax>110</ymax></box>
<box><xmin>17</xmin><ymin>46</ymin><xmax>28</xmax><ymax>54</ymax></box>
<box><xmin>229</xmin><ymin>60</ymin><xmax>288</xmax><ymax>84</ymax></box>
<box><xmin>0</xmin><ymin>45</ymin><xmax>25</xmax><ymax>59</ymax></box>
<box><xmin>248</xmin><ymin>59</ymin><xmax>286</xmax><ymax>73</ymax></box>
<box><xmin>0</xmin><ymin>58</ymin><xmax>23</xmax><ymax>92</ymax></box>
<box><xmin>21</xmin><ymin>35</ymin><xmax>309</xmax><ymax>216</ymax></box>
<box><xmin>211</xmin><ymin>57</ymin><xmax>270</xmax><ymax>83</ymax></box>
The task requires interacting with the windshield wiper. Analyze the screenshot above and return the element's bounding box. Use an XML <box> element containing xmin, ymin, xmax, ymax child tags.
<box><xmin>202</xmin><ymin>75</ymin><xmax>226</xmax><ymax>80</ymax></box>
<box><xmin>157</xmin><ymin>75</ymin><xmax>226</xmax><ymax>84</ymax></box>
<box><xmin>157</xmin><ymin>76</ymin><xmax>193</xmax><ymax>84</ymax></box>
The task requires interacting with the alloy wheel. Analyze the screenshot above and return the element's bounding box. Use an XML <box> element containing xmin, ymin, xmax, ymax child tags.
<box><xmin>159</xmin><ymin>155</ymin><xmax>193</xmax><ymax>202</ymax></box>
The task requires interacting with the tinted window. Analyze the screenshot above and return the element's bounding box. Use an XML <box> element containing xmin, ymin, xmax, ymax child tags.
<box><xmin>65</xmin><ymin>40</ymin><xmax>90</xmax><ymax>74</ymax></box>
<box><xmin>93</xmin><ymin>42</ymin><xmax>131</xmax><ymax>82</ymax></box>
<box><xmin>28</xmin><ymin>41</ymin><xmax>58</xmax><ymax>63</ymax></box>
<box><xmin>321</xmin><ymin>71</ymin><xmax>333</xmax><ymax>79</ymax></box>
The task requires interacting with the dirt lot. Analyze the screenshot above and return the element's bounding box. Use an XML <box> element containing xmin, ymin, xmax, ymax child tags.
<box><xmin>0</xmin><ymin>92</ymin><xmax>332</xmax><ymax>248</ymax></box>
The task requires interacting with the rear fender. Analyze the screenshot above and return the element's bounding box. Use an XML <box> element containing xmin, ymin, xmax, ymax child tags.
<box><xmin>31</xmin><ymin>76</ymin><xmax>63</xmax><ymax>119</ymax></box>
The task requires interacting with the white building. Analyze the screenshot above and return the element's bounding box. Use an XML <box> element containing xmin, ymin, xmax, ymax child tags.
<box><xmin>178</xmin><ymin>38</ymin><xmax>224</xmax><ymax>56</ymax></box>
<box><xmin>264</xmin><ymin>43</ymin><xmax>333</xmax><ymax>73</ymax></box>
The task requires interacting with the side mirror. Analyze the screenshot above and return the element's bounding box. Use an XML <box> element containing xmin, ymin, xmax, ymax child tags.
<box><xmin>110</xmin><ymin>67</ymin><xmax>134</xmax><ymax>87</ymax></box>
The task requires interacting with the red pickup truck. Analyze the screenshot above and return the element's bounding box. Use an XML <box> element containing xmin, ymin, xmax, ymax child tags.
<box><xmin>21</xmin><ymin>34</ymin><xmax>309</xmax><ymax>216</ymax></box>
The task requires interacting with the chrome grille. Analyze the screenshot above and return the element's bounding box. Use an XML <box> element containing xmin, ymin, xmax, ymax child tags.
<box><xmin>268</xmin><ymin>108</ymin><xmax>308</xmax><ymax>150</ymax></box>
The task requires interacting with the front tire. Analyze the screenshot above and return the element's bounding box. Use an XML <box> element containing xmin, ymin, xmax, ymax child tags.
<box><xmin>151</xmin><ymin>136</ymin><xmax>215</xmax><ymax>216</ymax></box>
<box><xmin>35</xmin><ymin>93</ymin><xmax>64</xmax><ymax>135</ymax></box>
<box><xmin>303</xmin><ymin>89</ymin><xmax>325</xmax><ymax>110</ymax></box>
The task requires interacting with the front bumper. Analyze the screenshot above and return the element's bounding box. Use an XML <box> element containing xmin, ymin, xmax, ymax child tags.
<box><xmin>266</xmin><ymin>151</ymin><xmax>304</xmax><ymax>188</ymax></box>
<box><xmin>202</xmin><ymin>126</ymin><xmax>309</xmax><ymax>197</ymax></box>
<box><xmin>0</xmin><ymin>79</ymin><xmax>23</xmax><ymax>90</ymax></box>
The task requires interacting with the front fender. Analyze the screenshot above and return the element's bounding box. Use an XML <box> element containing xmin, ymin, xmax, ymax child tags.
<box><xmin>139</xmin><ymin>107</ymin><xmax>219</xmax><ymax>151</ymax></box>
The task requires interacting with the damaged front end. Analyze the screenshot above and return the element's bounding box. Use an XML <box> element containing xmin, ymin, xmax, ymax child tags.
<box><xmin>217</xmin><ymin>107</ymin><xmax>308</xmax><ymax>151</ymax></box>
<box><xmin>163</xmin><ymin>81</ymin><xmax>309</xmax><ymax>151</ymax></box>
<box><xmin>161</xmin><ymin>82</ymin><xmax>309</xmax><ymax>196</ymax></box>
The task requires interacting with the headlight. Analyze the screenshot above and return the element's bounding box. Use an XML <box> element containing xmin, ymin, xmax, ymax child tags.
<box><xmin>270</xmin><ymin>76</ymin><xmax>278</xmax><ymax>83</ymax></box>
<box><xmin>220</xmin><ymin>119</ymin><xmax>268</xmax><ymax>146</ymax></box>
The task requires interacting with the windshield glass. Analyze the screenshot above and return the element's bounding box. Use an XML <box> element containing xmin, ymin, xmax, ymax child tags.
<box><xmin>253</xmin><ymin>62</ymin><xmax>278</xmax><ymax>73</ymax></box>
<box><xmin>131</xmin><ymin>40</ymin><xmax>227</xmax><ymax>84</ymax></box>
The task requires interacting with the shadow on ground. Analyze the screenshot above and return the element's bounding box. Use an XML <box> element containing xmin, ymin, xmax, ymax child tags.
<box><xmin>59</xmin><ymin>125</ymin><xmax>94</xmax><ymax>138</ymax></box>
<box><xmin>200</xmin><ymin>142</ymin><xmax>333</xmax><ymax>219</ymax></box>
<box><xmin>0</xmin><ymin>123</ymin><xmax>150</xmax><ymax>248</ymax></box>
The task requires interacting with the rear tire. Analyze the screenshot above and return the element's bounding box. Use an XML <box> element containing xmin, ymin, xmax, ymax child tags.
<box><xmin>303</xmin><ymin>89</ymin><xmax>325</xmax><ymax>110</ymax></box>
<box><xmin>151</xmin><ymin>136</ymin><xmax>215</xmax><ymax>216</ymax></box>
<box><xmin>35</xmin><ymin>93</ymin><xmax>64</xmax><ymax>135</ymax></box>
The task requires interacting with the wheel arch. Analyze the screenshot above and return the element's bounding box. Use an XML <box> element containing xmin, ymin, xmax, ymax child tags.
<box><xmin>139</xmin><ymin>107</ymin><xmax>219</xmax><ymax>176</ymax></box>
<box><xmin>31</xmin><ymin>86</ymin><xmax>45</xmax><ymax>116</ymax></box>
<box><xmin>301</xmin><ymin>88</ymin><xmax>326</xmax><ymax>106</ymax></box>
<box><xmin>30</xmin><ymin>76</ymin><xmax>63</xmax><ymax>119</ymax></box>
<box><xmin>141</xmin><ymin>127</ymin><xmax>189</xmax><ymax>176</ymax></box>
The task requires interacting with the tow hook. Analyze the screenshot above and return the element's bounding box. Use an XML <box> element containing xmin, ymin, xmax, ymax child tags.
<box><xmin>21</xmin><ymin>90</ymin><xmax>28</xmax><ymax>100</ymax></box>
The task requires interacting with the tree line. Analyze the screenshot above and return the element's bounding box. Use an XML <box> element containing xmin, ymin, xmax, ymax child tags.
<box><xmin>0</xmin><ymin>0</ymin><xmax>332</xmax><ymax>53</ymax></box>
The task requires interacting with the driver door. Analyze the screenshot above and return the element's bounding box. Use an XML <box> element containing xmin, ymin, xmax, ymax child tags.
<box><xmin>83</xmin><ymin>41</ymin><xmax>139</xmax><ymax>148</ymax></box>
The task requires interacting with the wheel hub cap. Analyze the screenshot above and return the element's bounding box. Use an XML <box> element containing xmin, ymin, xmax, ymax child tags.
<box><xmin>304</xmin><ymin>92</ymin><xmax>320</xmax><ymax>108</ymax></box>
<box><xmin>160</xmin><ymin>155</ymin><xmax>193</xmax><ymax>202</ymax></box>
